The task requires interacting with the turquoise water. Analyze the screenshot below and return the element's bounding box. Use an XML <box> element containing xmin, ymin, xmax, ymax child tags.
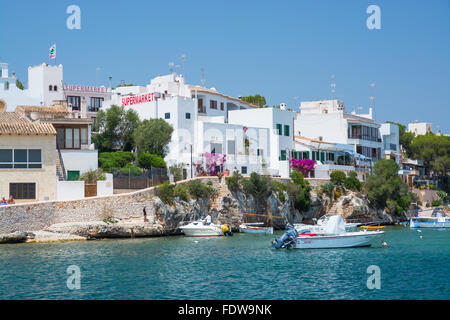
<box><xmin>0</xmin><ymin>226</ymin><xmax>449</xmax><ymax>300</ymax></box>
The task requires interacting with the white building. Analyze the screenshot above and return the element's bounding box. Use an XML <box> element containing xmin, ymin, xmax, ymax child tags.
<box><xmin>0</xmin><ymin>61</ymin><xmax>111</xmax><ymax>120</ymax></box>
<box><xmin>295</xmin><ymin>99</ymin><xmax>383</xmax><ymax>161</ymax></box>
<box><xmin>380</xmin><ymin>123</ymin><xmax>400</xmax><ymax>164</ymax></box>
<box><xmin>408</xmin><ymin>122</ymin><xmax>432</xmax><ymax>136</ymax></box>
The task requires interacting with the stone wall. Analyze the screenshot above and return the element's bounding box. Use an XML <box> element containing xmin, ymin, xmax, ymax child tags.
<box><xmin>0</xmin><ymin>176</ymin><xmax>222</xmax><ymax>234</ymax></box>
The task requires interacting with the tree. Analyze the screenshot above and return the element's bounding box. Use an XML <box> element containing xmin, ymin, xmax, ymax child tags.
<box><xmin>363</xmin><ymin>159</ymin><xmax>415</xmax><ymax>215</ymax></box>
<box><xmin>137</xmin><ymin>153</ymin><xmax>167</xmax><ymax>169</ymax></box>
<box><xmin>98</xmin><ymin>151</ymin><xmax>135</xmax><ymax>170</ymax></box>
<box><xmin>287</xmin><ymin>171</ymin><xmax>312</xmax><ymax>212</ymax></box>
<box><xmin>241</xmin><ymin>173</ymin><xmax>273</xmax><ymax>213</ymax></box>
<box><xmin>240</xmin><ymin>94</ymin><xmax>268</xmax><ymax>108</ymax></box>
<box><xmin>93</xmin><ymin>105</ymin><xmax>140</xmax><ymax>152</ymax></box>
<box><xmin>133</xmin><ymin>119</ymin><xmax>174</xmax><ymax>157</ymax></box>
<box><xmin>15</xmin><ymin>79</ymin><xmax>24</xmax><ymax>90</ymax></box>
<box><xmin>330</xmin><ymin>171</ymin><xmax>346</xmax><ymax>185</ymax></box>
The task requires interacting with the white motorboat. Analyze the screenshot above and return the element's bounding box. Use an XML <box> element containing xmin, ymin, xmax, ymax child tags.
<box><xmin>179</xmin><ymin>220</ymin><xmax>224</xmax><ymax>237</ymax></box>
<box><xmin>410</xmin><ymin>210</ymin><xmax>450</xmax><ymax>229</ymax></box>
<box><xmin>273</xmin><ymin>215</ymin><xmax>384</xmax><ymax>249</ymax></box>
<box><xmin>294</xmin><ymin>214</ymin><xmax>362</xmax><ymax>233</ymax></box>
<box><xmin>239</xmin><ymin>223</ymin><xmax>273</xmax><ymax>235</ymax></box>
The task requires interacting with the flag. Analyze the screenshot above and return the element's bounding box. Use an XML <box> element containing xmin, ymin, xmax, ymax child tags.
<box><xmin>49</xmin><ymin>44</ymin><xmax>56</xmax><ymax>59</ymax></box>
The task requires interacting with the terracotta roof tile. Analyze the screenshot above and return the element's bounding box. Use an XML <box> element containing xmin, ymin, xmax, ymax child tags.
<box><xmin>0</xmin><ymin>112</ymin><xmax>56</xmax><ymax>135</ymax></box>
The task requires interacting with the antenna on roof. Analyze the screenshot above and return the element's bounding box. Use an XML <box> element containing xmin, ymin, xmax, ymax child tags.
<box><xmin>369</xmin><ymin>83</ymin><xmax>375</xmax><ymax>108</ymax></box>
<box><xmin>169</xmin><ymin>62</ymin><xmax>174</xmax><ymax>74</ymax></box>
<box><xmin>330</xmin><ymin>74</ymin><xmax>336</xmax><ymax>99</ymax></box>
<box><xmin>181</xmin><ymin>54</ymin><xmax>186</xmax><ymax>76</ymax></box>
<box><xmin>201</xmin><ymin>67</ymin><xmax>205</xmax><ymax>87</ymax></box>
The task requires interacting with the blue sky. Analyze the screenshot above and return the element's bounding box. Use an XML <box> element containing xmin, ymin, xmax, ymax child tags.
<box><xmin>1</xmin><ymin>0</ymin><xmax>449</xmax><ymax>132</ymax></box>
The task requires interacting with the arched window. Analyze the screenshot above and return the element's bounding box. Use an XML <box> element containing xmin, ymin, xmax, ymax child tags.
<box><xmin>54</xmin><ymin>85</ymin><xmax>57</xmax><ymax>91</ymax></box>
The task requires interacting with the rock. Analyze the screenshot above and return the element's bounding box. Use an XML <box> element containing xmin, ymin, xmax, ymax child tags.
<box><xmin>46</xmin><ymin>220</ymin><xmax>165</xmax><ymax>239</ymax></box>
<box><xmin>0</xmin><ymin>231</ymin><xmax>28</xmax><ymax>244</ymax></box>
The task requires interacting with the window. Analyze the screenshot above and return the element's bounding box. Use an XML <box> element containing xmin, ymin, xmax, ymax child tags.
<box><xmin>165</xmin><ymin>113</ymin><xmax>170</xmax><ymax>119</ymax></box>
<box><xmin>53</xmin><ymin>85</ymin><xmax>57</xmax><ymax>91</ymax></box>
<box><xmin>276</xmin><ymin>124</ymin><xmax>282</xmax><ymax>135</ymax></box>
<box><xmin>220</xmin><ymin>102</ymin><xmax>224</xmax><ymax>110</ymax></box>
<box><xmin>73</xmin><ymin>128</ymin><xmax>80</xmax><ymax>148</ymax></box>
<box><xmin>9</xmin><ymin>183</ymin><xmax>36</xmax><ymax>200</ymax></box>
<box><xmin>284</xmin><ymin>125</ymin><xmax>290</xmax><ymax>137</ymax></box>
<box><xmin>81</xmin><ymin>128</ymin><xmax>88</xmax><ymax>145</ymax></box>
<box><xmin>185</xmin><ymin>113</ymin><xmax>191</xmax><ymax>119</ymax></box>
<box><xmin>257</xmin><ymin>148</ymin><xmax>264</xmax><ymax>156</ymax></box>
<box><xmin>280</xmin><ymin>150</ymin><xmax>287</xmax><ymax>161</ymax></box>
<box><xmin>65</xmin><ymin>128</ymin><xmax>73</xmax><ymax>148</ymax></box>
<box><xmin>198</xmin><ymin>99</ymin><xmax>204</xmax><ymax>113</ymax></box>
<box><xmin>227</xmin><ymin>140</ymin><xmax>236</xmax><ymax>154</ymax></box>
<box><xmin>210</xmin><ymin>100</ymin><xmax>218</xmax><ymax>109</ymax></box>
<box><xmin>211</xmin><ymin>143</ymin><xmax>222</xmax><ymax>154</ymax></box>
<box><xmin>241</xmin><ymin>166</ymin><xmax>247</xmax><ymax>174</ymax></box>
<box><xmin>90</xmin><ymin>97</ymin><xmax>104</xmax><ymax>112</ymax></box>
<box><xmin>0</xmin><ymin>149</ymin><xmax>42</xmax><ymax>169</ymax></box>
<box><xmin>49</xmin><ymin>85</ymin><xmax>53</xmax><ymax>91</ymax></box>
<box><xmin>0</xmin><ymin>149</ymin><xmax>13</xmax><ymax>168</ymax></box>
<box><xmin>67</xmin><ymin>96</ymin><xmax>81</xmax><ymax>111</ymax></box>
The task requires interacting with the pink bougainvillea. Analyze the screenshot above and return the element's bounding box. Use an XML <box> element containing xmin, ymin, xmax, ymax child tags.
<box><xmin>201</xmin><ymin>153</ymin><xmax>227</xmax><ymax>176</ymax></box>
<box><xmin>290</xmin><ymin>158</ymin><xmax>316</xmax><ymax>177</ymax></box>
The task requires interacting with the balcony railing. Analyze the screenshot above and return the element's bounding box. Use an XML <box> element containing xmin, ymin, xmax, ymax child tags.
<box><xmin>348</xmin><ymin>134</ymin><xmax>381</xmax><ymax>142</ymax></box>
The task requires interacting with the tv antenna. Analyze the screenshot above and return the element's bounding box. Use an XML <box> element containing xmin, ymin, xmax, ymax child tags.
<box><xmin>201</xmin><ymin>67</ymin><xmax>205</xmax><ymax>87</ymax></box>
<box><xmin>175</xmin><ymin>65</ymin><xmax>181</xmax><ymax>74</ymax></box>
<box><xmin>369</xmin><ymin>83</ymin><xmax>375</xmax><ymax>108</ymax></box>
<box><xmin>169</xmin><ymin>62</ymin><xmax>174</xmax><ymax>73</ymax></box>
<box><xmin>181</xmin><ymin>54</ymin><xmax>186</xmax><ymax>76</ymax></box>
<box><xmin>330</xmin><ymin>74</ymin><xmax>336</xmax><ymax>98</ymax></box>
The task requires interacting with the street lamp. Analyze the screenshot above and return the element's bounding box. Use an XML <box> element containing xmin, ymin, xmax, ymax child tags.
<box><xmin>185</xmin><ymin>143</ymin><xmax>193</xmax><ymax>178</ymax></box>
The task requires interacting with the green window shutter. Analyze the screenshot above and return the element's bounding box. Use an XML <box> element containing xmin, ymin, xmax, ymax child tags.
<box><xmin>284</xmin><ymin>125</ymin><xmax>290</xmax><ymax>136</ymax></box>
<box><xmin>306</xmin><ymin>151</ymin><xmax>310</xmax><ymax>159</ymax></box>
<box><xmin>294</xmin><ymin>151</ymin><xmax>298</xmax><ymax>159</ymax></box>
<box><xmin>67</xmin><ymin>170</ymin><xmax>80</xmax><ymax>181</ymax></box>
<box><xmin>321</xmin><ymin>152</ymin><xmax>325</xmax><ymax>162</ymax></box>
<box><xmin>276</xmin><ymin>124</ymin><xmax>282</xmax><ymax>135</ymax></box>
<box><xmin>312</xmin><ymin>152</ymin><xmax>316</xmax><ymax>161</ymax></box>
<box><xmin>280</xmin><ymin>150</ymin><xmax>286</xmax><ymax>161</ymax></box>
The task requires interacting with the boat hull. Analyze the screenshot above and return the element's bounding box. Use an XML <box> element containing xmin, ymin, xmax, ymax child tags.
<box><xmin>294</xmin><ymin>231</ymin><xmax>384</xmax><ymax>249</ymax></box>
<box><xmin>179</xmin><ymin>224</ymin><xmax>223</xmax><ymax>237</ymax></box>
<box><xmin>239</xmin><ymin>226</ymin><xmax>273</xmax><ymax>235</ymax></box>
<box><xmin>410</xmin><ymin>219</ymin><xmax>450</xmax><ymax>228</ymax></box>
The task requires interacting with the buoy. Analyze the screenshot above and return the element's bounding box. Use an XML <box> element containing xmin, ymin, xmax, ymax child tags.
<box><xmin>382</xmin><ymin>241</ymin><xmax>387</xmax><ymax>247</ymax></box>
<box><xmin>420</xmin><ymin>236</ymin><xmax>423</xmax><ymax>239</ymax></box>
<box><xmin>221</xmin><ymin>224</ymin><xmax>229</xmax><ymax>233</ymax></box>
<box><xmin>417</xmin><ymin>230</ymin><xmax>422</xmax><ymax>233</ymax></box>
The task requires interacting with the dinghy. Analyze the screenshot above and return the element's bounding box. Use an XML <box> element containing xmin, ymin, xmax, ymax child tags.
<box><xmin>239</xmin><ymin>223</ymin><xmax>273</xmax><ymax>235</ymax></box>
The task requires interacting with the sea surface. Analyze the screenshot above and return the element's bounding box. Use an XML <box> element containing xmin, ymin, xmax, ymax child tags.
<box><xmin>0</xmin><ymin>226</ymin><xmax>449</xmax><ymax>300</ymax></box>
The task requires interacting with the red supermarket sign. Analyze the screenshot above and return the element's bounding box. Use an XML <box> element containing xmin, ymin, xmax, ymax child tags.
<box><xmin>122</xmin><ymin>93</ymin><xmax>154</xmax><ymax>106</ymax></box>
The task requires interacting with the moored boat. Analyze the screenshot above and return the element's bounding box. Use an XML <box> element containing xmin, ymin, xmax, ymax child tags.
<box><xmin>273</xmin><ymin>215</ymin><xmax>384</xmax><ymax>249</ymax></box>
<box><xmin>410</xmin><ymin>210</ymin><xmax>450</xmax><ymax>229</ymax></box>
<box><xmin>179</xmin><ymin>220</ymin><xmax>225</xmax><ymax>237</ymax></box>
<box><xmin>239</xmin><ymin>223</ymin><xmax>273</xmax><ymax>235</ymax></box>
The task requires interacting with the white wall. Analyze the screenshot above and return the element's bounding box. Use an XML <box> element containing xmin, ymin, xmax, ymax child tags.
<box><xmin>60</xmin><ymin>149</ymin><xmax>98</xmax><ymax>174</ymax></box>
<box><xmin>97</xmin><ymin>173</ymin><xmax>113</xmax><ymax>197</ymax></box>
<box><xmin>56</xmin><ymin>180</ymin><xmax>84</xmax><ymax>200</ymax></box>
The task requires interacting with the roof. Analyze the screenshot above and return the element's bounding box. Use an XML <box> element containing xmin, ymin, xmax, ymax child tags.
<box><xmin>15</xmin><ymin>106</ymin><xmax>68</xmax><ymax>114</ymax></box>
<box><xmin>0</xmin><ymin>112</ymin><xmax>56</xmax><ymax>135</ymax></box>
<box><xmin>344</xmin><ymin>114</ymin><xmax>378</xmax><ymax>125</ymax></box>
<box><xmin>294</xmin><ymin>135</ymin><xmax>335</xmax><ymax>145</ymax></box>
<box><xmin>188</xmin><ymin>86</ymin><xmax>259</xmax><ymax>108</ymax></box>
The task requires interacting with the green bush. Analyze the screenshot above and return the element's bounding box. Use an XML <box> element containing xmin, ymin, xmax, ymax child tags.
<box><xmin>330</xmin><ymin>171</ymin><xmax>346</xmax><ymax>185</ymax></box>
<box><xmin>344</xmin><ymin>176</ymin><xmax>361</xmax><ymax>191</ymax></box>
<box><xmin>79</xmin><ymin>169</ymin><xmax>106</xmax><ymax>182</ymax></box>
<box><xmin>320</xmin><ymin>183</ymin><xmax>334</xmax><ymax>198</ymax></box>
<box><xmin>169</xmin><ymin>163</ymin><xmax>184</xmax><ymax>182</ymax></box>
<box><xmin>99</xmin><ymin>151</ymin><xmax>135</xmax><ymax>170</ymax></box>
<box><xmin>119</xmin><ymin>163</ymin><xmax>142</xmax><ymax>176</ymax></box>
<box><xmin>426</xmin><ymin>202</ymin><xmax>431</xmax><ymax>207</ymax></box>
<box><xmin>174</xmin><ymin>184</ymin><xmax>190</xmax><ymax>202</ymax></box>
<box><xmin>428</xmin><ymin>184</ymin><xmax>435</xmax><ymax>190</ymax></box>
<box><xmin>155</xmin><ymin>181</ymin><xmax>175</xmax><ymax>204</ymax></box>
<box><xmin>226</xmin><ymin>170</ymin><xmax>243</xmax><ymax>192</ymax></box>
<box><xmin>137</xmin><ymin>152</ymin><xmax>166</xmax><ymax>169</ymax></box>
<box><xmin>348</xmin><ymin>171</ymin><xmax>358</xmax><ymax>179</ymax></box>
<box><xmin>432</xmin><ymin>199</ymin><xmax>442</xmax><ymax>207</ymax></box>
<box><xmin>186</xmin><ymin>180</ymin><xmax>215</xmax><ymax>199</ymax></box>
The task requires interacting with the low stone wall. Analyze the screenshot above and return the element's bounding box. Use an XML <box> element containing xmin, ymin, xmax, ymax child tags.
<box><xmin>0</xmin><ymin>176</ymin><xmax>219</xmax><ymax>234</ymax></box>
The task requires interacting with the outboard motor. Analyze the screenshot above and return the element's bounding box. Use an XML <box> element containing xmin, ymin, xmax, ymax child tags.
<box><xmin>272</xmin><ymin>223</ymin><xmax>298</xmax><ymax>249</ymax></box>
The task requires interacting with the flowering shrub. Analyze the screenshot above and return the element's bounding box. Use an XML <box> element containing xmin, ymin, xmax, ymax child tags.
<box><xmin>201</xmin><ymin>153</ymin><xmax>227</xmax><ymax>176</ymax></box>
<box><xmin>290</xmin><ymin>158</ymin><xmax>316</xmax><ymax>177</ymax></box>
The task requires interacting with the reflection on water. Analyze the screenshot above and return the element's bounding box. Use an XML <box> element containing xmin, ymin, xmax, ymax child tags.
<box><xmin>0</xmin><ymin>227</ymin><xmax>449</xmax><ymax>299</ymax></box>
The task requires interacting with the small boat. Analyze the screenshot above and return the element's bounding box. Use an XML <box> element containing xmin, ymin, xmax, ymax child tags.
<box><xmin>294</xmin><ymin>214</ymin><xmax>362</xmax><ymax>233</ymax></box>
<box><xmin>239</xmin><ymin>223</ymin><xmax>273</xmax><ymax>235</ymax></box>
<box><xmin>410</xmin><ymin>210</ymin><xmax>450</xmax><ymax>229</ymax></box>
<box><xmin>179</xmin><ymin>220</ymin><xmax>225</xmax><ymax>237</ymax></box>
<box><xmin>273</xmin><ymin>216</ymin><xmax>384</xmax><ymax>249</ymax></box>
<box><xmin>360</xmin><ymin>225</ymin><xmax>385</xmax><ymax>230</ymax></box>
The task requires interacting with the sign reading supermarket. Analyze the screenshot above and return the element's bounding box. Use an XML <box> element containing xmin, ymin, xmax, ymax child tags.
<box><xmin>122</xmin><ymin>93</ymin><xmax>155</xmax><ymax>106</ymax></box>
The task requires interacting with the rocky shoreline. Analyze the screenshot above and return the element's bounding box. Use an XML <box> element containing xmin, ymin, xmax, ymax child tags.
<box><xmin>0</xmin><ymin>179</ymin><xmax>404</xmax><ymax>244</ymax></box>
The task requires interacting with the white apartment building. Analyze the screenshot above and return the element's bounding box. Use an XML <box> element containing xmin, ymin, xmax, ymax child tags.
<box><xmin>408</xmin><ymin>122</ymin><xmax>432</xmax><ymax>136</ymax></box>
<box><xmin>0</xmin><ymin>61</ymin><xmax>111</xmax><ymax>119</ymax></box>
<box><xmin>295</xmin><ymin>100</ymin><xmax>383</xmax><ymax>161</ymax></box>
<box><xmin>380</xmin><ymin>123</ymin><xmax>400</xmax><ymax>164</ymax></box>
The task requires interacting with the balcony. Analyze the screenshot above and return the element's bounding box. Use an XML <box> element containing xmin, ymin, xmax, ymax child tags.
<box><xmin>348</xmin><ymin>134</ymin><xmax>381</xmax><ymax>142</ymax></box>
